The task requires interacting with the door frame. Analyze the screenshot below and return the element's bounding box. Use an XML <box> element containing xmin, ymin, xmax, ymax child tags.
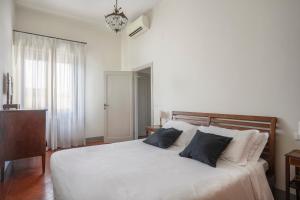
<box><xmin>133</xmin><ymin>63</ymin><xmax>154</xmax><ymax>139</ymax></box>
<box><xmin>104</xmin><ymin>71</ymin><xmax>134</xmax><ymax>143</ymax></box>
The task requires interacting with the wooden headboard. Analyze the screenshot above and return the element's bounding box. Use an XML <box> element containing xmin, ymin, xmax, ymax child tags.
<box><xmin>172</xmin><ymin>111</ymin><xmax>277</xmax><ymax>178</ymax></box>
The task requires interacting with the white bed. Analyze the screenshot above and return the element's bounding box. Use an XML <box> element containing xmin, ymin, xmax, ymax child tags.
<box><xmin>51</xmin><ymin>139</ymin><xmax>273</xmax><ymax>200</ymax></box>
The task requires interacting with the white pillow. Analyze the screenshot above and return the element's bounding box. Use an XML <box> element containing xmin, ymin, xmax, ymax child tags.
<box><xmin>247</xmin><ymin>132</ymin><xmax>269</xmax><ymax>162</ymax></box>
<box><xmin>198</xmin><ymin>126</ymin><xmax>258</xmax><ymax>165</ymax></box>
<box><xmin>163</xmin><ymin>120</ymin><xmax>198</xmax><ymax>147</ymax></box>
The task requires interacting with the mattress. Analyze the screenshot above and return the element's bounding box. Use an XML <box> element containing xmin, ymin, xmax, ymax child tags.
<box><xmin>50</xmin><ymin>140</ymin><xmax>273</xmax><ymax>200</ymax></box>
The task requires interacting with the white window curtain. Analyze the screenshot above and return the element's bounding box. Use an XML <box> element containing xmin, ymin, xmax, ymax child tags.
<box><xmin>13</xmin><ymin>32</ymin><xmax>85</xmax><ymax>150</ymax></box>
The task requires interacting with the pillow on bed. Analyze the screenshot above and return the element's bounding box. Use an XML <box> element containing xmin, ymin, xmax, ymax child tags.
<box><xmin>179</xmin><ymin>130</ymin><xmax>232</xmax><ymax>167</ymax></box>
<box><xmin>247</xmin><ymin>132</ymin><xmax>269</xmax><ymax>162</ymax></box>
<box><xmin>198</xmin><ymin>126</ymin><xmax>258</xmax><ymax>165</ymax></box>
<box><xmin>143</xmin><ymin>128</ymin><xmax>182</xmax><ymax>149</ymax></box>
<box><xmin>163</xmin><ymin>120</ymin><xmax>198</xmax><ymax>147</ymax></box>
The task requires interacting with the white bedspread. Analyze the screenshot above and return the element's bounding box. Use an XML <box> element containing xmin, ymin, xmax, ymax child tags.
<box><xmin>50</xmin><ymin>140</ymin><xmax>273</xmax><ymax>200</ymax></box>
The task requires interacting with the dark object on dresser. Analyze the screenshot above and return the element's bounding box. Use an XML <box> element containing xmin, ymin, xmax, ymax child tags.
<box><xmin>3</xmin><ymin>104</ymin><xmax>20</xmax><ymax>110</ymax></box>
<box><xmin>0</xmin><ymin>109</ymin><xmax>47</xmax><ymax>182</ymax></box>
<box><xmin>3</xmin><ymin>73</ymin><xmax>20</xmax><ymax>110</ymax></box>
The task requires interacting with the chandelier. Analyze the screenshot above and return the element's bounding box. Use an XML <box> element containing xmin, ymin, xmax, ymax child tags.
<box><xmin>105</xmin><ymin>0</ymin><xmax>128</xmax><ymax>33</ymax></box>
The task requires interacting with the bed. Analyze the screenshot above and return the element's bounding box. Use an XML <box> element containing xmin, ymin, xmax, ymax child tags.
<box><xmin>51</xmin><ymin>111</ymin><xmax>277</xmax><ymax>200</ymax></box>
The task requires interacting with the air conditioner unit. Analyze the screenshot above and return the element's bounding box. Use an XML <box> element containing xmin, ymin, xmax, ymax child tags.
<box><xmin>127</xmin><ymin>15</ymin><xmax>149</xmax><ymax>38</ymax></box>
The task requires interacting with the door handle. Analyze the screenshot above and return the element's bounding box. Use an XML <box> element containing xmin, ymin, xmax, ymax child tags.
<box><xmin>104</xmin><ymin>104</ymin><xmax>109</xmax><ymax>110</ymax></box>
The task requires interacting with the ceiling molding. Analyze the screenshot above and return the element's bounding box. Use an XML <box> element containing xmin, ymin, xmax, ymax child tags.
<box><xmin>15</xmin><ymin>3</ymin><xmax>105</xmax><ymax>28</ymax></box>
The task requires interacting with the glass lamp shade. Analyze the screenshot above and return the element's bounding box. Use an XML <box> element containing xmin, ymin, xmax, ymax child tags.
<box><xmin>105</xmin><ymin>12</ymin><xmax>128</xmax><ymax>33</ymax></box>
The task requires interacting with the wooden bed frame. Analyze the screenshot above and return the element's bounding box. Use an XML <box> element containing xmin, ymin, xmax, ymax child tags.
<box><xmin>172</xmin><ymin>111</ymin><xmax>277</xmax><ymax>181</ymax></box>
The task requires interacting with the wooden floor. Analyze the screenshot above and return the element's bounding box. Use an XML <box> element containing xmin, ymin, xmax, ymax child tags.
<box><xmin>0</xmin><ymin>142</ymin><xmax>105</xmax><ymax>200</ymax></box>
<box><xmin>0</xmin><ymin>151</ymin><xmax>54</xmax><ymax>200</ymax></box>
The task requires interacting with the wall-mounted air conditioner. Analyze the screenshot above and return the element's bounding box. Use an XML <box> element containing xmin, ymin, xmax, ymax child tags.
<box><xmin>127</xmin><ymin>15</ymin><xmax>149</xmax><ymax>38</ymax></box>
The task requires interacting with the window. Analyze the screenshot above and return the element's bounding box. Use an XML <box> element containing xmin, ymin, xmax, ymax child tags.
<box><xmin>13</xmin><ymin>31</ymin><xmax>85</xmax><ymax>150</ymax></box>
<box><xmin>24</xmin><ymin>59</ymin><xmax>48</xmax><ymax>109</ymax></box>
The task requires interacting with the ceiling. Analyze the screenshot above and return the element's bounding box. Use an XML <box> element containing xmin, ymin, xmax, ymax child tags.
<box><xmin>15</xmin><ymin>0</ymin><xmax>160</xmax><ymax>28</ymax></box>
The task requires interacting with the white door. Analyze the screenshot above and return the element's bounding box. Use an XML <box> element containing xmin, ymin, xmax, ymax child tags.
<box><xmin>104</xmin><ymin>71</ymin><xmax>133</xmax><ymax>143</ymax></box>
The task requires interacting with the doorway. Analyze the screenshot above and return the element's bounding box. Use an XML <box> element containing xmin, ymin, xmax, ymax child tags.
<box><xmin>134</xmin><ymin>66</ymin><xmax>153</xmax><ymax>139</ymax></box>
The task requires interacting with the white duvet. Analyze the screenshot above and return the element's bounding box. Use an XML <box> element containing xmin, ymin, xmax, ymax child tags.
<box><xmin>50</xmin><ymin>140</ymin><xmax>273</xmax><ymax>200</ymax></box>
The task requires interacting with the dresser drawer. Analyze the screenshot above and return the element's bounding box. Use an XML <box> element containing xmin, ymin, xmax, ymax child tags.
<box><xmin>1</xmin><ymin>110</ymin><xmax>46</xmax><ymax>160</ymax></box>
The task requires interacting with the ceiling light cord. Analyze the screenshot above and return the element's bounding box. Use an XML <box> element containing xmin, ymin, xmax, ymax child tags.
<box><xmin>114</xmin><ymin>0</ymin><xmax>120</xmax><ymax>13</ymax></box>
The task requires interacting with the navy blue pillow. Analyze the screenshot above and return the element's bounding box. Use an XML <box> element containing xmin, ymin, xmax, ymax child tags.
<box><xmin>179</xmin><ymin>130</ymin><xmax>232</xmax><ymax>167</ymax></box>
<box><xmin>143</xmin><ymin>128</ymin><xmax>182</xmax><ymax>149</ymax></box>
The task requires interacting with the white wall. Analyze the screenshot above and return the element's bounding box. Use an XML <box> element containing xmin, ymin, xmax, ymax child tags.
<box><xmin>0</xmin><ymin>0</ymin><xmax>14</xmax><ymax>172</ymax></box>
<box><xmin>15</xmin><ymin>5</ymin><xmax>122</xmax><ymax>138</ymax></box>
<box><xmin>0</xmin><ymin>0</ymin><xmax>14</xmax><ymax>105</ymax></box>
<box><xmin>122</xmin><ymin>0</ymin><xmax>300</xmax><ymax>190</ymax></box>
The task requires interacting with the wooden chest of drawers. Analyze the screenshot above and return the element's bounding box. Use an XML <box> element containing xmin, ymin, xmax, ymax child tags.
<box><xmin>0</xmin><ymin>109</ymin><xmax>47</xmax><ymax>182</ymax></box>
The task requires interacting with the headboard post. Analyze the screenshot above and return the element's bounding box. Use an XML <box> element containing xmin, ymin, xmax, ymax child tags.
<box><xmin>269</xmin><ymin>118</ymin><xmax>277</xmax><ymax>179</ymax></box>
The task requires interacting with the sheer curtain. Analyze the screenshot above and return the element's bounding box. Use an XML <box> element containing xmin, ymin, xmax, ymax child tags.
<box><xmin>13</xmin><ymin>32</ymin><xmax>85</xmax><ymax>150</ymax></box>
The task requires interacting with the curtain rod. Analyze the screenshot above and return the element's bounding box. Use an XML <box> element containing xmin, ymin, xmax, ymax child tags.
<box><xmin>13</xmin><ymin>30</ymin><xmax>87</xmax><ymax>45</ymax></box>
